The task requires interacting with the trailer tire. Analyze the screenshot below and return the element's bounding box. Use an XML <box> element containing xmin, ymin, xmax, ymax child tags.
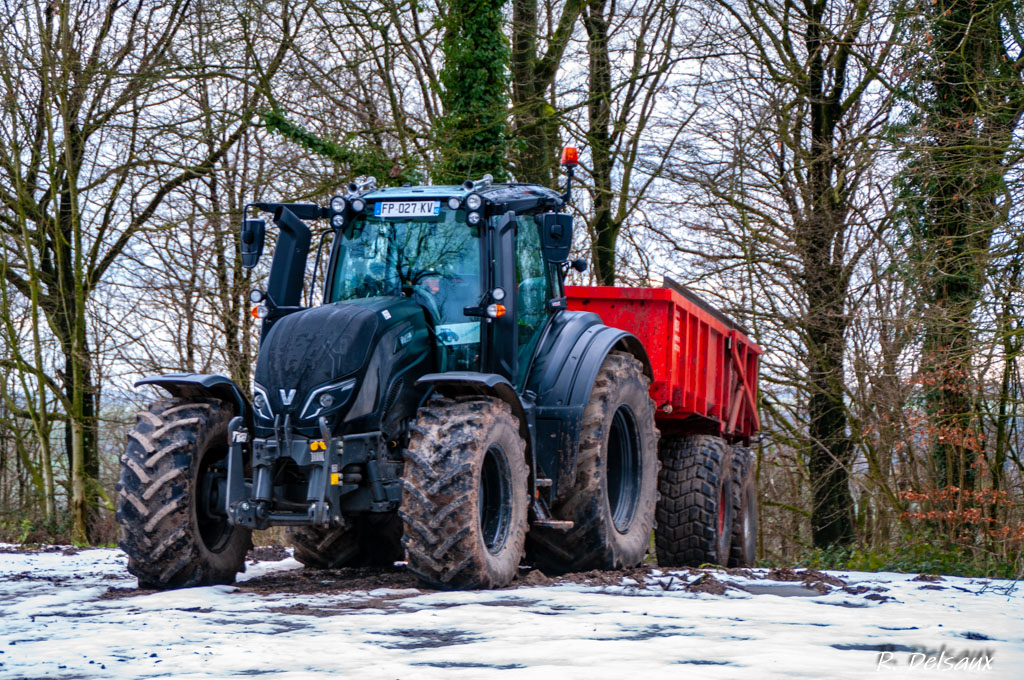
<box><xmin>655</xmin><ymin>434</ymin><xmax>732</xmax><ymax>567</ymax></box>
<box><xmin>528</xmin><ymin>351</ymin><xmax>658</xmax><ymax>573</ymax></box>
<box><xmin>728</xmin><ymin>447</ymin><xmax>758</xmax><ymax>568</ymax></box>
<box><xmin>117</xmin><ymin>398</ymin><xmax>251</xmax><ymax>589</ymax></box>
<box><xmin>400</xmin><ymin>396</ymin><xmax>529</xmax><ymax>589</ymax></box>
<box><xmin>287</xmin><ymin>513</ymin><xmax>404</xmax><ymax>569</ymax></box>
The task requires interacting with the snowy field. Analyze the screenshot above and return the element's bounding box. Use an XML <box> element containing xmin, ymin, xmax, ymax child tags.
<box><xmin>0</xmin><ymin>545</ymin><xmax>1021</xmax><ymax>679</ymax></box>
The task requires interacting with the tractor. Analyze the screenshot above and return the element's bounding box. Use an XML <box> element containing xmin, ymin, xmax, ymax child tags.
<box><xmin>117</xmin><ymin>151</ymin><xmax>760</xmax><ymax>590</ymax></box>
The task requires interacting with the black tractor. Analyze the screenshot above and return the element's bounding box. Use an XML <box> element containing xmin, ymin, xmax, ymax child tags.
<box><xmin>117</xmin><ymin>162</ymin><xmax>658</xmax><ymax>589</ymax></box>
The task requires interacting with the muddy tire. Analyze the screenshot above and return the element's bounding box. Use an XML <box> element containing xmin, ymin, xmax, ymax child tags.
<box><xmin>655</xmin><ymin>434</ymin><xmax>732</xmax><ymax>567</ymax></box>
<box><xmin>528</xmin><ymin>351</ymin><xmax>658</xmax><ymax>573</ymax></box>
<box><xmin>400</xmin><ymin>396</ymin><xmax>529</xmax><ymax>589</ymax></box>
<box><xmin>727</xmin><ymin>446</ymin><xmax>758</xmax><ymax>567</ymax></box>
<box><xmin>117</xmin><ymin>398</ymin><xmax>251</xmax><ymax>589</ymax></box>
<box><xmin>287</xmin><ymin>514</ymin><xmax>404</xmax><ymax>568</ymax></box>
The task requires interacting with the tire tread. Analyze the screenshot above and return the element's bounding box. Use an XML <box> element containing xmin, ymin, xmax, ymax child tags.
<box><xmin>118</xmin><ymin>398</ymin><xmax>251</xmax><ymax>589</ymax></box>
<box><xmin>655</xmin><ymin>434</ymin><xmax>732</xmax><ymax>567</ymax></box>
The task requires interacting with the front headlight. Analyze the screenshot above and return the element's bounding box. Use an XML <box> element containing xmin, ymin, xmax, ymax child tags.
<box><xmin>253</xmin><ymin>383</ymin><xmax>274</xmax><ymax>421</ymax></box>
<box><xmin>465</xmin><ymin>193</ymin><xmax>482</xmax><ymax>211</ymax></box>
<box><xmin>299</xmin><ymin>378</ymin><xmax>357</xmax><ymax>421</ymax></box>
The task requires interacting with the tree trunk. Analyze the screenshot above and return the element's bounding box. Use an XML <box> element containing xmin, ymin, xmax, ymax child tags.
<box><xmin>799</xmin><ymin>2</ymin><xmax>855</xmax><ymax>547</ymax></box>
<box><xmin>510</xmin><ymin>0</ymin><xmax>581</xmax><ymax>185</ymax></box>
<box><xmin>583</xmin><ymin>0</ymin><xmax>616</xmax><ymax>285</ymax></box>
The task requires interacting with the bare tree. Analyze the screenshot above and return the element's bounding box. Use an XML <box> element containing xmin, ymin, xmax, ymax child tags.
<box><xmin>574</xmin><ymin>0</ymin><xmax>691</xmax><ymax>284</ymax></box>
<box><xmin>658</xmin><ymin>0</ymin><xmax>903</xmax><ymax>548</ymax></box>
<box><xmin>0</xmin><ymin>0</ymin><xmax>303</xmax><ymax>541</ymax></box>
<box><xmin>511</xmin><ymin>0</ymin><xmax>584</xmax><ymax>184</ymax></box>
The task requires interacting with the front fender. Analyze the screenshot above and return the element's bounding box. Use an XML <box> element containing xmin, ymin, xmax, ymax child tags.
<box><xmin>135</xmin><ymin>373</ymin><xmax>253</xmax><ymax>429</ymax></box>
<box><xmin>415</xmin><ymin>372</ymin><xmax>530</xmax><ymax>448</ymax></box>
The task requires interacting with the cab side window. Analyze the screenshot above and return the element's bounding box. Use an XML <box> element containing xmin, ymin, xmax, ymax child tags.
<box><xmin>515</xmin><ymin>215</ymin><xmax>549</xmax><ymax>383</ymax></box>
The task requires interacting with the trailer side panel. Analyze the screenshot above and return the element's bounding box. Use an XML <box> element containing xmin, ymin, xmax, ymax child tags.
<box><xmin>565</xmin><ymin>285</ymin><xmax>761</xmax><ymax>443</ymax></box>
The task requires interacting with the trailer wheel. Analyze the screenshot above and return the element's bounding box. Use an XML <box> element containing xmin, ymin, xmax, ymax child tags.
<box><xmin>287</xmin><ymin>514</ymin><xmax>404</xmax><ymax>568</ymax></box>
<box><xmin>528</xmin><ymin>351</ymin><xmax>658</xmax><ymax>573</ymax></box>
<box><xmin>728</xmin><ymin>446</ymin><xmax>758</xmax><ymax>567</ymax></box>
<box><xmin>117</xmin><ymin>398</ymin><xmax>251</xmax><ymax>589</ymax></box>
<box><xmin>655</xmin><ymin>435</ymin><xmax>732</xmax><ymax>567</ymax></box>
<box><xmin>400</xmin><ymin>396</ymin><xmax>529</xmax><ymax>589</ymax></box>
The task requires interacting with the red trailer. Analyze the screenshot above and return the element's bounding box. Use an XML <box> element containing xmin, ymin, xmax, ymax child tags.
<box><xmin>566</xmin><ymin>278</ymin><xmax>762</xmax><ymax>443</ymax></box>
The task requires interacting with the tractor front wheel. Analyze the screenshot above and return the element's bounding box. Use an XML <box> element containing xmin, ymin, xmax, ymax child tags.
<box><xmin>117</xmin><ymin>398</ymin><xmax>251</xmax><ymax>589</ymax></box>
<box><xmin>400</xmin><ymin>396</ymin><xmax>529</xmax><ymax>589</ymax></box>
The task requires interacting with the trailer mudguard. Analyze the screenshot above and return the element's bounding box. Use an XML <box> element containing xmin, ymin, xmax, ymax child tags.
<box><xmin>415</xmin><ymin>372</ymin><xmax>530</xmax><ymax>446</ymax></box>
<box><xmin>525</xmin><ymin>311</ymin><xmax>651</xmax><ymax>500</ymax></box>
<box><xmin>135</xmin><ymin>374</ymin><xmax>253</xmax><ymax>428</ymax></box>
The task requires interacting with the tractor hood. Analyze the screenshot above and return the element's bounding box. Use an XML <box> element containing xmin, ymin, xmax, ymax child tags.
<box><xmin>252</xmin><ymin>296</ymin><xmax>432</xmax><ymax>433</ymax></box>
<box><xmin>253</xmin><ymin>300</ymin><xmax>384</xmax><ymax>426</ymax></box>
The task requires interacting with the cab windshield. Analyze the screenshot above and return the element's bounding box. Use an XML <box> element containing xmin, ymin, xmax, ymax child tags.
<box><xmin>328</xmin><ymin>208</ymin><xmax>483</xmax><ymax>369</ymax></box>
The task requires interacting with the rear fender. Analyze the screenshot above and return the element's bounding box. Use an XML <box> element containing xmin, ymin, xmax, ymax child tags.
<box><xmin>135</xmin><ymin>374</ymin><xmax>253</xmax><ymax>429</ymax></box>
<box><xmin>526</xmin><ymin>311</ymin><xmax>651</xmax><ymax>499</ymax></box>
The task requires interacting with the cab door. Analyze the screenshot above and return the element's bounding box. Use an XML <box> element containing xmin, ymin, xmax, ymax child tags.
<box><xmin>514</xmin><ymin>214</ymin><xmax>551</xmax><ymax>386</ymax></box>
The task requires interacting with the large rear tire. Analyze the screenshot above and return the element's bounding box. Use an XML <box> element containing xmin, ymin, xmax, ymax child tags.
<box><xmin>728</xmin><ymin>446</ymin><xmax>758</xmax><ymax>567</ymax></box>
<box><xmin>287</xmin><ymin>514</ymin><xmax>404</xmax><ymax>568</ymax></box>
<box><xmin>528</xmin><ymin>351</ymin><xmax>658</xmax><ymax>573</ymax></box>
<box><xmin>117</xmin><ymin>398</ymin><xmax>251</xmax><ymax>589</ymax></box>
<box><xmin>655</xmin><ymin>434</ymin><xmax>732</xmax><ymax>567</ymax></box>
<box><xmin>400</xmin><ymin>396</ymin><xmax>529</xmax><ymax>589</ymax></box>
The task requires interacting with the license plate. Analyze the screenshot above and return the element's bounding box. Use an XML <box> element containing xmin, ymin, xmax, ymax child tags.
<box><xmin>374</xmin><ymin>200</ymin><xmax>441</xmax><ymax>218</ymax></box>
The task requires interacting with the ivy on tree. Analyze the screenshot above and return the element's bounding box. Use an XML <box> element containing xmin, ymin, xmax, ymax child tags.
<box><xmin>434</xmin><ymin>0</ymin><xmax>511</xmax><ymax>184</ymax></box>
<box><xmin>894</xmin><ymin>0</ymin><xmax>1024</xmax><ymax>491</ymax></box>
<box><xmin>261</xmin><ymin>108</ymin><xmax>421</xmax><ymax>186</ymax></box>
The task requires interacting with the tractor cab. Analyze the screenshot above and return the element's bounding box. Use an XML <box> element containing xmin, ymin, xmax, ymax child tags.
<box><xmin>321</xmin><ymin>180</ymin><xmax>568</xmax><ymax>382</ymax></box>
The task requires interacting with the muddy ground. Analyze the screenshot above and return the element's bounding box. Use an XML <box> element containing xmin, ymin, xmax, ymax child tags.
<box><xmin>1</xmin><ymin>544</ymin><xmax>1019</xmax><ymax>679</ymax></box>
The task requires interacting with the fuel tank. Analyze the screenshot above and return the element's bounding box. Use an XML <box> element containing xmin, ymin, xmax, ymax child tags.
<box><xmin>252</xmin><ymin>296</ymin><xmax>433</xmax><ymax>437</ymax></box>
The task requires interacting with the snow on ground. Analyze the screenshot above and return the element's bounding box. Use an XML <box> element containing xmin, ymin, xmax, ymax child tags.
<box><xmin>0</xmin><ymin>545</ymin><xmax>1021</xmax><ymax>679</ymax></box>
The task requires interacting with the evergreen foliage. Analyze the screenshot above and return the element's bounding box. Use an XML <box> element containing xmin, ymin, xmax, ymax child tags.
<box><xmin>434</xmin><ymin>0</ymin><xmax>511</xmax><ymax>183</ymax></box>
<box><xmin>261</xmin><ymin>108</ymin><xmax>421</xmax><ymax>186</ymax></box>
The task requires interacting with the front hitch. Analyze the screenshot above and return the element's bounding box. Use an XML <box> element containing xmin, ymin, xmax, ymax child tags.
<box><xmin>225</xmin><ymin>418</ymin><xmax>392</xmax><ymax>529</ymax></box>
<box><xmin>226</xmin><ymin>417</ymin><xmax>249</xmax><ymax>518</ymax></box>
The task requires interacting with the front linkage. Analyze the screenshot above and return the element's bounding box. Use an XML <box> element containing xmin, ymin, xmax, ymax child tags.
<box><xmin>224</xmin><ymin>417</ymin><xmax>400</xmax><ymax>530</ymax></box>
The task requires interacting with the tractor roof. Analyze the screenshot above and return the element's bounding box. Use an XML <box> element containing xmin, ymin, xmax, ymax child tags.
<box><xmin>363</xmin><ymin>183</ymin><xmax>565</xmax><ymax>214</ymax></box>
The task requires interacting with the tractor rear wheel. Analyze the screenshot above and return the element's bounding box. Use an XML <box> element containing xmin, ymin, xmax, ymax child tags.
<box><xmin>400</xmin><ymin>396</ymin><xmax>529</xmax><ymax>589</ymax></box>
<box><xmin>655</xmin><ymin>434</ymin><xmax>733</xmax><ymax>567</ymax></box>
<box><xmin>528</xmin><ymin>351</ymin><xmax>658</xmax><ymax>573</ymax></box>
<box><xmin>287</xmin><ymin>514</ymin><xmax>403</xmax><ymax>568</ymax></box>
<box><xmin>117</xmin><ymin>398</ymin><xmax>251</xmax><ymax>589</ymax></box>
<box><xmin>728</xmin><ymin>446</ymin><xmax>758</xmax><ymax>567</ymax></box>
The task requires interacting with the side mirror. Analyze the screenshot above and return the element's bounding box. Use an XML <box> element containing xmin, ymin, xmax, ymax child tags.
<box><xmin>240</xmin><ymin>218</ymin><xmax>266</xmax><ymax>269</ymax></box>
<box><xmin>538</xmin><ymin>213</ymin><xmax>573</xmax><ymax>263</ymax></box>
